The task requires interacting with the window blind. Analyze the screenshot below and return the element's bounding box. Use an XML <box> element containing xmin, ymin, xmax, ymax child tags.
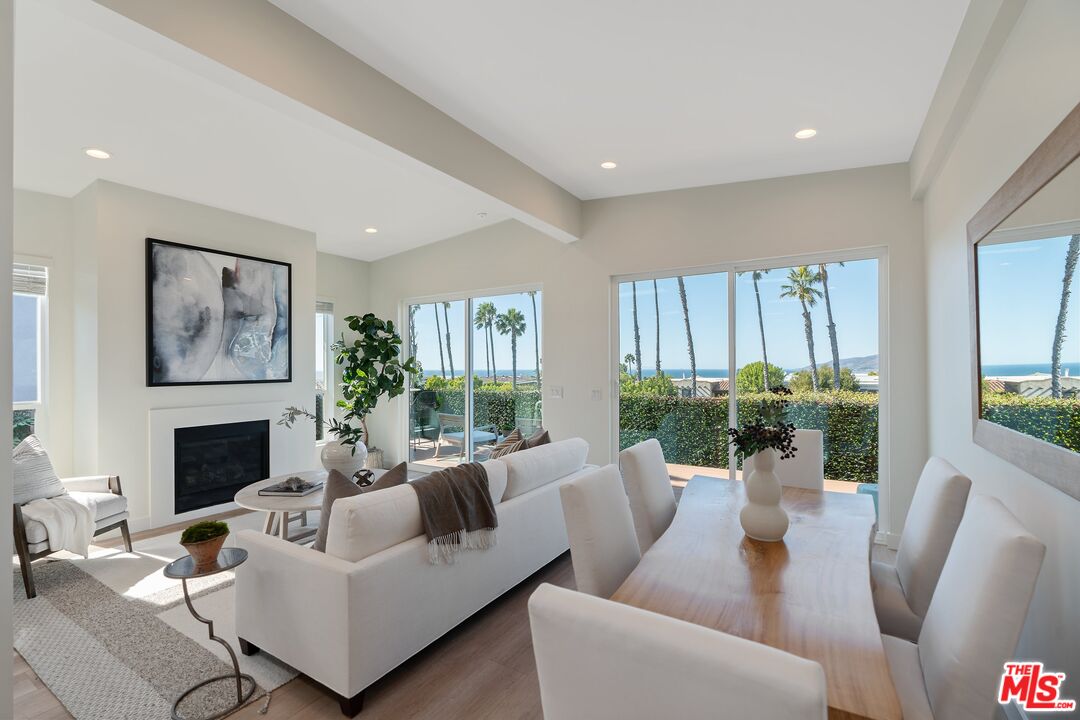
<box><xmin>316</xmin><ymin>300</ymin><xmax>334</xmax><ymax>314</ymax></box>
<box><xmin>13</xmin><ymin>263</ymin><xmax>47</xmax><ymax>296</ymax></box>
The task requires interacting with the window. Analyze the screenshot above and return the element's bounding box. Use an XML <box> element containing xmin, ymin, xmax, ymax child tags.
<box><xmin>407</xmin><ymin>291</ymin><xmax>542</xmax><ymax>470</ymax></box>
<box><xmin>315</xmin><ymin>301</ymin><xmax>335</xmax><ymax>442</ymax></box>
<box><xmin>615</xmin><ymin>252</ymin><xmax>883</xmax><ymax>488</ymax></box>
<box><xmin>13</xmin><ymin>263</ymin><xmax>47</xmax><ymax>447</ymax></box>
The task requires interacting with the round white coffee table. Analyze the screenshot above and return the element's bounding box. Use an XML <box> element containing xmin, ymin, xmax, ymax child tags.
<box><xmin>234</xmin><ymin>468</ymin><xmax>385</xmax><ymax>543</ymax></box>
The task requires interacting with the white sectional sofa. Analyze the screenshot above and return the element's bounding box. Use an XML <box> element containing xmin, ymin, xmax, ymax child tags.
<box><xmin>235</xmin><ymin>438</ymin><xmax>592</xmax><ymax>716</ymax></box>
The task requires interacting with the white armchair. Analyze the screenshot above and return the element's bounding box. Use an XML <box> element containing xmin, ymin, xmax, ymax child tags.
<box><xmin>14</xmin><ymin>473</ymin><xmax>132</xmax><ymax>598</ymax></box>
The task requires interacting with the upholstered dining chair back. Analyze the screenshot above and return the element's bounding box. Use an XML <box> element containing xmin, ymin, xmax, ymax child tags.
<box><xmin>528</xmin><ymin>583</ymin><xmax>828</xmax><ymax>720</ymax></box>
<box><xmin>558</xmin><ymin>464</ymin><xmax>641</xmax><ymax>598</ymax></box>
<box><xmin>618</xmin><ymin>439</ymin><xmax>677</xmax><ymax>553</ymax></box>
<box><xmin>742</xmin><ymin>429</ymin><xmax>824</xmax><ymax>491</ymax></box>
<box><xmin>917</xmin><ymin>495</ymin><xmax>1045</xmax><ymax>720</ymax></box>
<box><xmin>896</xmin><ymin>457</ymin><xmax>972</xmax><ymax>618</ymax></box>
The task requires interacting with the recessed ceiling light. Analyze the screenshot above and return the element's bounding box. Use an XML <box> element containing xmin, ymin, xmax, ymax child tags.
<box><xmin>600</xmin><ymin>161</ymin><xmax>617</xmax><ymax>169</ymax></box>
<box><xmin>84</xmin><ymin>147</ymin><xmax>111</xmax><ymax>159</ymax></box>
<box><xmin>794</xmin><ymin>128</ymin><xmax>817</xmax><ymax>140</ymax></box>
<box><xmin>364</xmin><ymin>227</ymin><xmax>378</xmax><ymax>234</ymax></box>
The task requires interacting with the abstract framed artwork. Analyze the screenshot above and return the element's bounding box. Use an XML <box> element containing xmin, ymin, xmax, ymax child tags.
<box><xmin>147</xmin><ymin>238</ymin><xmax>292</xmax><ymax>386</ymax></box>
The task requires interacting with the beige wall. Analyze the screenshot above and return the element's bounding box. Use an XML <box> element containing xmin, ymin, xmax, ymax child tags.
<box><xmin>14</xmin><ymin>190</ymin><xmax>74</xmax><ymax>475</ymax></box>
<box><xmin>315</xmin><ymin>251</ymin><xmax>371</xmax><ymax>431</ymax></box>
<box><xmin>368</xmin><ymin>162</ymin><xmax>926</xmax><ymax>540</ymax></box>
<box><xmin>923</xmin><ymin>0</ymin><xmax>1080</xmax><ymax>679</ymax></box>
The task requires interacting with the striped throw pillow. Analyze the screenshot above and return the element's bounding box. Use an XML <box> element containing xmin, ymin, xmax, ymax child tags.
<box><xmin>489</xmin><ymin>429</ymin><xmax>524</xmax><ymax>459</ymax></box>
<box><xmin>13</xmin><ymin>435</ymin><xmax>66</xmax><ymax>505</ymax></box>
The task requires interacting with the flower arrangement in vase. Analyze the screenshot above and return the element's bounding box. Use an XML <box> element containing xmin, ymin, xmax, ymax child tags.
<box><xmin>728</xmin><ymin>387</ymin><xmax>798</xmax><ymax>542</ymax></box>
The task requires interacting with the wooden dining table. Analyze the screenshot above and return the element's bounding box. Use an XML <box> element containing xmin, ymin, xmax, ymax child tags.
<box><xmin>611</xmin><ymin>475</ymin><xmax>901</xmax><ymax>720</ymax></box>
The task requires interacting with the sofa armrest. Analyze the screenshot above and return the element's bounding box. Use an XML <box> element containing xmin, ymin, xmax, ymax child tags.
<box><xmin>234</xmin><ymin>529</ymin><xmax>360</xmax><ymax>696</ymax></box>
<box><xmin>61</xmin><ymin>475</ymin><xmax>116</xmax><ymax>493</ymax></box>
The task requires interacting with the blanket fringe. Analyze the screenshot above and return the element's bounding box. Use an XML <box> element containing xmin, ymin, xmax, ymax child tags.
<box><xmin>427</xmin><ymin>527</ymin><xmax>498</xmax><ymax>565</ymax></box>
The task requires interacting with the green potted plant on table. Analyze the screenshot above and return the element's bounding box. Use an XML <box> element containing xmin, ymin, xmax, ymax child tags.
<box><xmin>728</xmin><ymin>387</ymin><xmax>798</xmax><ymax>542</ymax></box>
<box><xmin>280</xmin><ymin>313</ymin><xmax>418</xmax><ymax>477</ymax></box>
<box><xmin>180</xmin><ymin>520</ymin><xmax>230</xmax><ymax>570</ymax></box>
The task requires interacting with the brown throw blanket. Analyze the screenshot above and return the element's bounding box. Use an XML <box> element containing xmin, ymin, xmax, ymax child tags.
<box><xmin>410</xmin><ymin>462</ymin><xmax>498</xmax><ymax>565</ymax></box>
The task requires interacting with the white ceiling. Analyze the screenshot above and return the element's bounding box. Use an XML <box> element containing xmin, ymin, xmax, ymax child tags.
<box><xmin>15</xmin><ymin>0</ymin><xmax>505</xmax><ymax>261</ymax></box>
<box><xmin>271</xmin><ymin>0</ymin><xmax>970</xmax><ymax>200</ymax></box>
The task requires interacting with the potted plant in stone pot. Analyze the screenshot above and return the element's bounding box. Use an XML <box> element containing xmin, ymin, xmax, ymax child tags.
<box><xmin>728</xmin><ymin>387</ymin><xmax>798</xmax><ymax>542</ymax></box>
<box><xmin>280</xmin><ymin>313</ymin><xmax>417</xmax><ymax>478</ymax></box>
<box><xmin>180</xmin><ymin>520</ymin><xmax>230</xmax><ymax>570</ymax></box>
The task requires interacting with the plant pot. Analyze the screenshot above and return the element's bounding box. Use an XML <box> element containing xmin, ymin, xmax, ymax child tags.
<box><xmin>739</xmin><ymin>448</ymin><xmax>789</xmax><ymax>542</ymax></box>
<box><xmin>182</xmin><ymin>533</ymin><xmax>228</xmax><ymax>570</ymax></box>
<box><xmin>365</xmin><ymin>447</ymin><xmax>384</xmax><ymax>471</ymax></box>
<box><xmin>322</xmin><ymin>438</ymin><xmax>367</xmax><ymax>478</ymax></box>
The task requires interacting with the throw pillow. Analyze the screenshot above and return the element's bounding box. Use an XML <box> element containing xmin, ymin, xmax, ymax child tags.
<box><xmin>525</xmin><ymin>428</ymin><xmax>550</xmax><ymax>448</ymax></box>
<box><xmin>488</xmin><ymin>428</ymin><xmax>523</xmax><ymax>458</ymax></box>
<box><xmin>491</xmin><ymin>437</ymin><xmax>527</xmax><ymax>459</ymax></box>
<box><xmin>361</xmin><ymin>462</ymin><xmax>408</xmax><ymax>492</ymax></box>
<box><xmin>312</xmin><ymin>470</ymin><xmax>364</xmax><ymax>552</ymax></box>
<box><xmin>13</xmin><ymin>435</ymin><xmax>66</xmax><ymax>505</ymax></box>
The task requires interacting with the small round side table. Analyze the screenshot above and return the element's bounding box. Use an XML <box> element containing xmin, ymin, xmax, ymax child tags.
<box><xmin>164</xmin><ymin>547</ymin><xmax>256</xmax><ymax>720</ymax></box>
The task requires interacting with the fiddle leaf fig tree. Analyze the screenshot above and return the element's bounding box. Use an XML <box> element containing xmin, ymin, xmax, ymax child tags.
<box><xmin>330</xmin><ymin>313</ymin><xmax>418</xmax><ymax>452</ymax></box>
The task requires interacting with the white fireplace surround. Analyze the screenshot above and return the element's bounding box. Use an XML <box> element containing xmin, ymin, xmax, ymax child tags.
<box><xmin>149</xmin><ymin>402</ymin><xmax>309</xmax><ymax>528</ymax></box>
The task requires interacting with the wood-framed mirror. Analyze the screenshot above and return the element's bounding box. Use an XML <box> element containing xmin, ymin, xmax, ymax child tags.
<box><xmin>968</xmin><ymin>101</ymin><xmax>1080</xmax><ymax>499</ymax></box>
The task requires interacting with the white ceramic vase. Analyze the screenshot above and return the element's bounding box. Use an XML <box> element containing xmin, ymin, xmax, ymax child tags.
<box><xmin>321</xmin><ymin>438</ymin><xmax>368</xmax><ymax>478</ymax></box>
<box><xmin>739</xmin><ymin>448</ymin><xmax>789</xmax><ymax>542</ymax></box>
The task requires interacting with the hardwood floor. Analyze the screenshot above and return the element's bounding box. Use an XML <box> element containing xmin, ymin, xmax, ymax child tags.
<box><xmin>14</xmin><ymin>504</ymin><xmax>895</xmax><ymax>720</ymax></box>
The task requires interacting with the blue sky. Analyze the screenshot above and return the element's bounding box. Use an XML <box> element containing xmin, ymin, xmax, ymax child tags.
<box><xmin>978</xmin><ymin>234</ymin><xmax>1079</xmax><ymax>366</ymax></box>
<box><xmin>618</xmin><ymin>259</ymin><xmax>880</xmax><ymax>373</ymax></box>
<box><xmin>410</xmin><ymin>292</ymin><xmax>542</xmax><ymax>376</ymax></box>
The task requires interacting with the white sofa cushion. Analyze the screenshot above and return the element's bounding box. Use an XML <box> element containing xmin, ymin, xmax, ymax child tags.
<box><xmin>325</xmin><ymin>459</ymin><xmax>507</xmax><ymax>562</ymax></box>
<box><xmin>501</xmin><ymin>438</ymin><xmax>589</xmax><ymax>501</ymax></box>
<box><xmin>23</xmin><ymin>491</ymin><xmax>128</xmax><ymax>544</ymax></box>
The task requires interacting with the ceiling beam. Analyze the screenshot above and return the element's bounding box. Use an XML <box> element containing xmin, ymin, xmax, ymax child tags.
<box><xmin>89</xmin><ymin>0</ymin><xmax>582</xmax><ymax>242</ymax></box>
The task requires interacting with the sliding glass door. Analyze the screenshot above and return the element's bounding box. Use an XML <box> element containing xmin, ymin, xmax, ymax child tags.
<box><xmin>408</xmin><ymin>290</ymin><xmax>542</xmax><ymax>471</ymax></box>
<box><xmin>617</xmin><ymin>272</ymin><xmax>729</xmax><ymax>473</ymax></box>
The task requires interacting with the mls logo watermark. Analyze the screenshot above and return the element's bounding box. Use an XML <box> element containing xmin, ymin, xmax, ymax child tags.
<box><xmin>998</xmin><ymin>662</ymin><xmax>1076</xmax><ymax>712</ymax></box>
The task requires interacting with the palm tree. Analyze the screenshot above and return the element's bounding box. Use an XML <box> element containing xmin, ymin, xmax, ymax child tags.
<box><xmin>527</xmin><ymin>291</ymin><xmax>541</xmax><ymax>390</ymax></box>
<box><xmin>1051</xmin><ymin>234</ymin><xmax>1080</xmax><ymax>398</ymax></box>
<box><xmin>631</xmin><ymin>281</ymin><xmax>643</xmax><ymax>382</ymax></box>
<box><xmin>818</xmin><ymin>262</ymin><xmax>844</xmax><ymax>390</ymax></box>
<box><xmin>442</xmin><ymin>302</ymin><xmax>455</xmax><ymax>379</ymax></box>
<box><xmin>740</xmin><ymin>270</ymin><xmax>772</xmax><ymax>390</ymax></box>
<box><xmin>433</xmin><ymin>304</ymin><xmax>446</xmax><ymax>379</ymax></box>
<box><xmin>653</xmin><ymin>279</ymin><xmax>662</xmax><ymax>376</ymax></box>
<box><xmin>495</xmin><ymin>308</ymin><xmax>527</xmax><ymax>390</ymax></box>
<box><xmin>676</xmin><ymin>276</ymin><xmax>697</xmax><ymax>395</ymax></box>
<box><xmin>474</xmin><ymin>303</ymin><xmax>496</xmax><ymax>380</ymax></box>
<box><xmin>780</xmin><ymin>266</ymin><xmax>824</xmax><ymax>390</ymax></box>
<box><xmin>623</xmin><ymin>353</ymin><xmax>636</xmax><ymax>376</ymax></box>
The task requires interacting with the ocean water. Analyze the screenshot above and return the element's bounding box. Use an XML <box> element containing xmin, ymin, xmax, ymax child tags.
<box><xmin>982</xmin><ymin>362</ymin><xmax>1080</xmax><ymax>377</ymax></box>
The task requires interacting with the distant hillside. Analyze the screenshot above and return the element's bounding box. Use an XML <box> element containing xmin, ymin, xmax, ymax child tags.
<box><xmin>797</xmin><ymin>354</ymin><xmax>878</xmax><ymax>373</ymax></box>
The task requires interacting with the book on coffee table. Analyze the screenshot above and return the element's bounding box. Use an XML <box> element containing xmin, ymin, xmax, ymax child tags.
<box><xmin>258</xmin><ymin>478</ymin><xmax>324</xmax><ymax>497</ymax></box>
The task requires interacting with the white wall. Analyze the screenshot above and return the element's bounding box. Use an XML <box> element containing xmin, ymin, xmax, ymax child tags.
<box><xmin>923</xmin><ymin>0</ymin><xmax>1080</xmax><ymax>680</ymax></box>
<box><xmin>69</xmin><ymin>180</ymin><xmax>317</xmax><ymax>529</ymax></box>
<box><xmin>368</xmin><ymin>162</ymin><xmax>926</xmax><ymax>539</ymax></box>
<box><xmin>14</xmin><ymin>189</ymin><xmax>74</xmax><ymax>474</ymax></box>
<box><xmin>1</xmin><ymin>0</ymin><xmax>14</xmax><ymax>712</ymax></box>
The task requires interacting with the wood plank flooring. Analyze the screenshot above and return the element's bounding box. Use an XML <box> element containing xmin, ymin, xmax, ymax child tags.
<box><xmin>14</xmin><ymin>503</ymin><xmax>895</xmax><ymax>720</ymax></box>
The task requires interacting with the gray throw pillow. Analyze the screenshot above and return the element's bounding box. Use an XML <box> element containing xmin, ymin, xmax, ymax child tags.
<box><xmin>312</xmin><ymin>470</ymin><xmax>364</xmax><ymax>552</ymax></box>
<box><xmin>13</xmin><ymin>435</ymin><xmax>66</xmax><ymax>505</ymax></box>
<box><xmin>525</xmin><ymin>428</ymin><xmax>551</xmax><ymax>449</ymax></box>
<box><xmin>360</xmin><ymin>462</ymin><xmax>408</xmax><ymax>492</ymax></box>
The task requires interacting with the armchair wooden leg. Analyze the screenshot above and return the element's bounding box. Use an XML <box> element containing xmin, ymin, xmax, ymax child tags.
<box><xmin>13</xmin><ymin>506</ymin><xmax>36</xmax><ymax>599</ymax></box>
<box><xmin>120</xmin><ymin>520</ymin><xmax>133</xmax><ymax>553</ymax></box>
<box><xmin>336</xmin><ymin>690</ymin><xmax>364</xmax><ymax>717</ymax></box>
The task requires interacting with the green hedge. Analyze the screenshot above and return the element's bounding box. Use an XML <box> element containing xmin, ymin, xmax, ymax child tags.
<box><xmin>620</xmin><ymin>391</ymin><xmax>880</xmax><ymax>483</ymax></box>
<box><xmin>982</xmin><ymin>394</ymin><xmax>1080</xmax><ymax>452</ymax></box>
<box><xmin>427</xmin><ymin>389</ymin><xmax>542</xmax><ymax>433</ymax></box>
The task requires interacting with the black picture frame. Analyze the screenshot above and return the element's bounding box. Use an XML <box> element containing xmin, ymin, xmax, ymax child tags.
<box><xmin>146</xmin><ymin>237</ymin><xmax>293</xmax><ymax>387</ymax></box>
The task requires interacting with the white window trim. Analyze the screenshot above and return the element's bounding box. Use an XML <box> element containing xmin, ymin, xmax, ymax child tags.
<box><xmin>316</xmin><ymin>297</ymin><xmax>336</xmax><ymax>447</ymax></box>
<box><xmin>609</xmin><ymin>245</ymin><xmax>891</xmax><ymax>542</ymax></box>
<box><xmin>12</xmin><ymin>255</ymin><xmax>49</xmax><ymax>446</ymax></box>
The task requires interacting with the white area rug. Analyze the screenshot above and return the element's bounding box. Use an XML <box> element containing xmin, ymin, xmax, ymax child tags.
<box><xmin>13</xmin><ymin>512</ymin><xmax>301</xmax><ymax>719</ymax></box>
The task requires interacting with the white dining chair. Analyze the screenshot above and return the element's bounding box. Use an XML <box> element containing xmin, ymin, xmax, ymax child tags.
<box><xmin>618</xmin><ymin>438</ymin><xmax>677</xmax><ymax>553</ymax></box>
<box><xmin>529</xmin><ymin>583</ymin><xmax>828</xmax><ymax>720</ymax></box>
<box><xmin>872</xmin><ymin>457</ymin><xmax>971</xmax><ymax>642</ymax></box>
<box><xmin>558</xmin><ymin>464</ymin><xmax>641</xmax><ymax>598</ymax></box>
<box><xmin>882</xmin><ymin>494</ymin><xmax>1045</xmax><ymax>720</ymax></box>
<box><xmin>742</xmin><ymin>429</ymin><xmax>824</xmax><ymax>490</ymax></box>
